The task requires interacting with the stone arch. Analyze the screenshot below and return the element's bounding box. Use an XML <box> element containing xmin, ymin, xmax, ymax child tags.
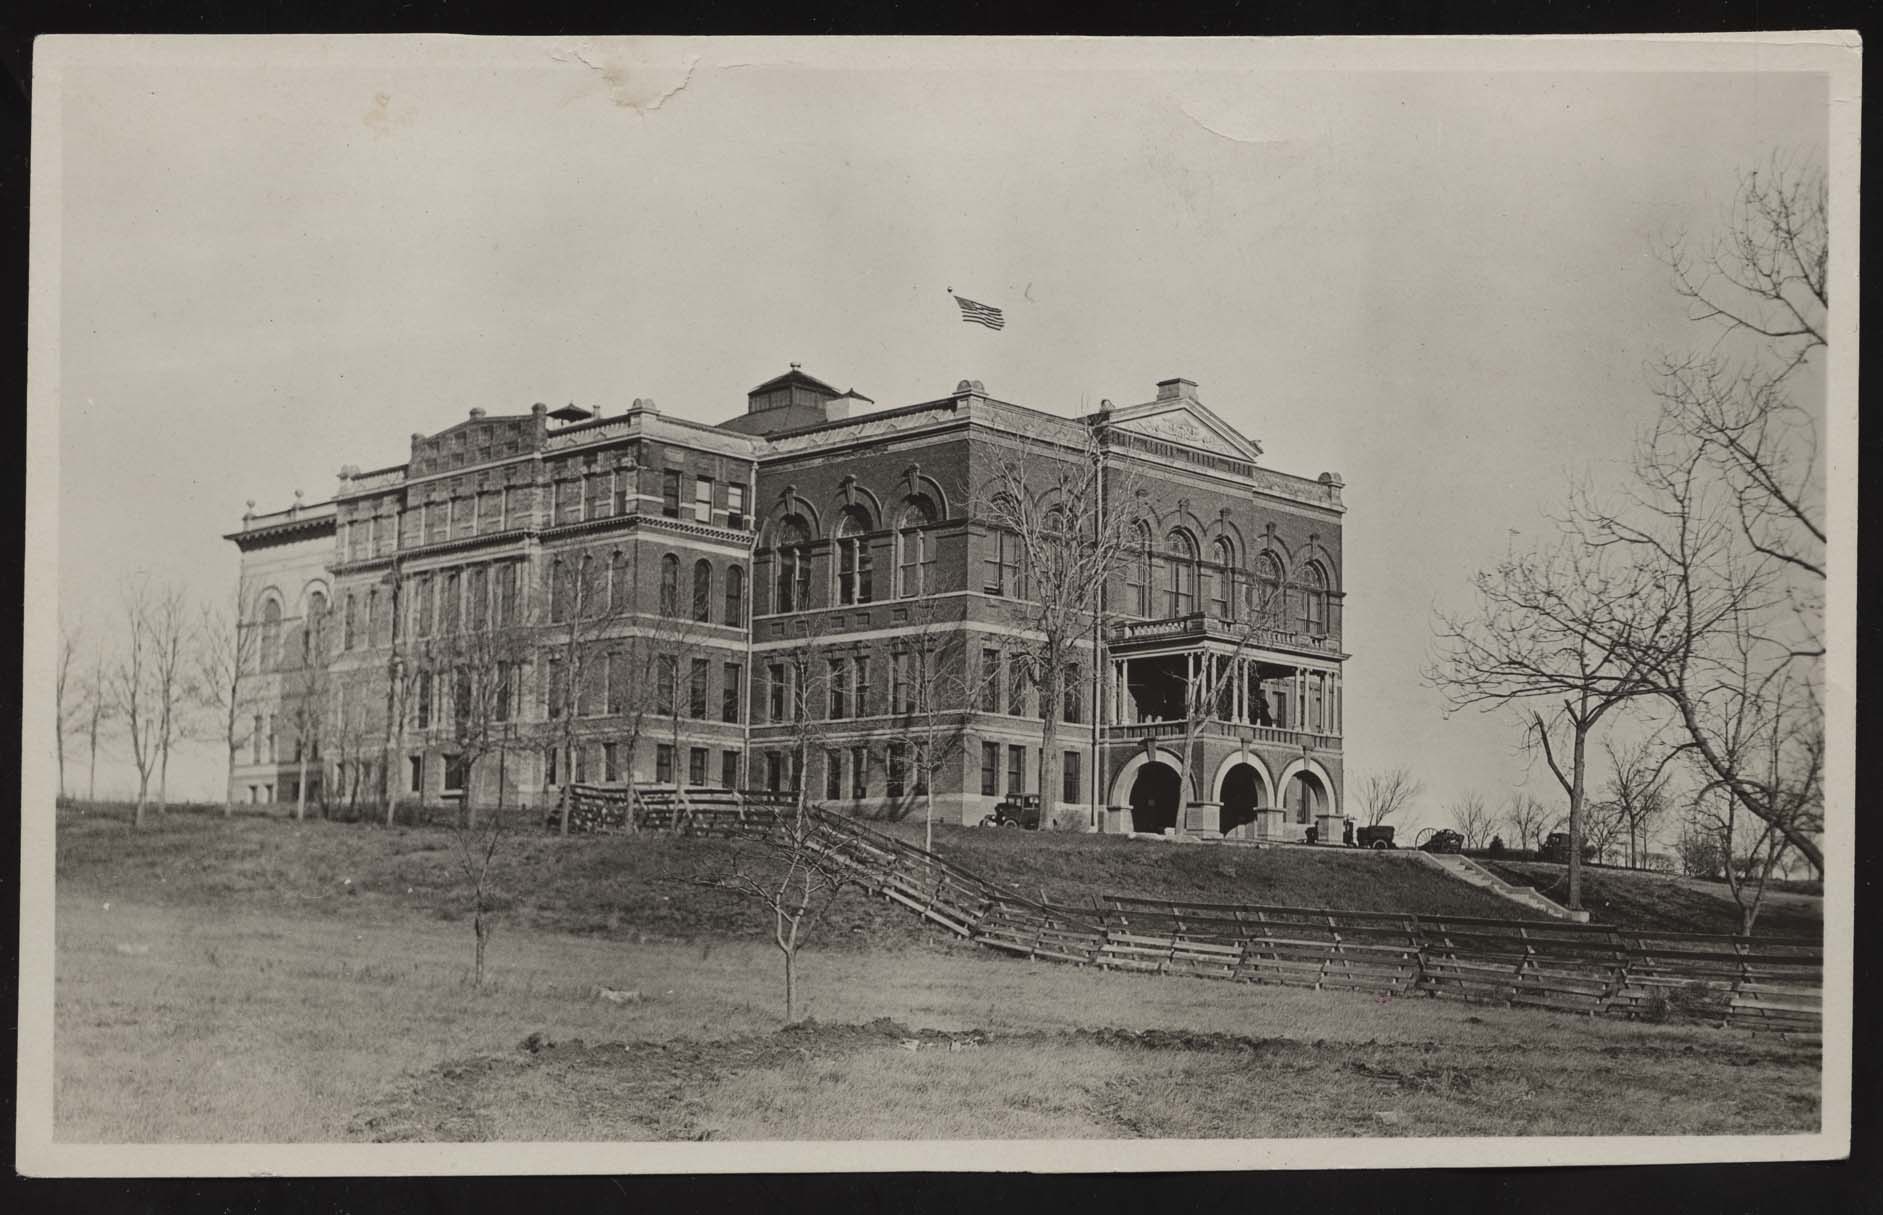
<box><xmin>1107</xmin><ymin>746</ymin><xmax>1190</xmax><ymax>811</ymax></box>
<box><xmin>829</xmin><ymin>479</ymin><xmax>884</xmax><ymax>532</ymax></box>
<box><xmin>1274</xmin><ymin>756</ymin><xmax>1339</xmax><ymax>822</ymax></box>
<box><xmin>1211</xmin><ymin>749</ymin><xmax>1275</xmax><ymax>807</ymax></box>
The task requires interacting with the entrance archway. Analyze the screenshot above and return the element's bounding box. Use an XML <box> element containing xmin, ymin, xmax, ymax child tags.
<box><xmin>1128</xmin><ymin>762</ymin><xmax>1181</xmax><ymax>834</ymax></box>
<box><xmin>1220</xmin><ymin>764</ymin><xmax>1265</xmax><ymax>839</ymax></box>
<box><xmin>1285</xmin><ymin>770</ymin><xmax>1327</xmax><ymax>825</ymax></box>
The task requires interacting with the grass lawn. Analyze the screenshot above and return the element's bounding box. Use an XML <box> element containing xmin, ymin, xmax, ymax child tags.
<box><xmin>1479</xmin><ymin>861</ymin><xmax>1822</xmax><ymax>937</ymax></box>
<box><xmin>55</xmin><ymin>810</ymin><xmax>1822</xmax><ymax>1145</ymax></box>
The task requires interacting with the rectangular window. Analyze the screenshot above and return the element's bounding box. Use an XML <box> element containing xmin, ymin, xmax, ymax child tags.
<box><xmin>727</xmin><ymin>483</ymin><xmax>748</xmax><ymax>530</ymax></box>
<box><xmin>768</xmin><ymin>664</ymin><xmax>787</xmax><ymax>723</ymax></box>
<box><xmin>722</xmin><ymin>750</ymin><xmax>741</xmax><ymax>789</ymax></box>
<box><xmin>1062</xmin><ymin>751</ymin><xmax>1081</xmax><ymax>806</ymax></box>
<box><xmin>453</xmin><ymin>667</ymin><xmax>472</xmax><ymax>728</ymax></box>
<box><xmin>603</xmin><ymin>741</ymin><xmax>620</xmax><ymax>783</ymax></box>
<box><xmin>851</xmin><ymin>746</ymin><xmax>868</xmax><ymax>799</ymax></box>
<box><xmin>689</xmin><ymin>658</ymin><xmax>709</xmax><ymax>719</ymax></box>
<box><xmin>607</xmin><ymin>651</ymin><xmax>626</xmax><ymax>715</ymax></box>
<box><xmin>479</xmin><ymin>489</ymin><xmax>503</xmax><ymax>534</ymax></box>
<box><xmin>891</xmin><ymin>651</ymin><xmax>911</xmax><ymax>714</ymax></box>
<box><xmin>852</xmin><ymin>656</ymin><xmax>871</xmax><ymax>717</ymax></box>
<box><xmin>544</xmin><ymin>746</ymin><xmax>559</xmax><ymax>788</ymax></box>
<box><xmin>689</xmin><ymin>747</ymin><xmax>708</xmax><ymax>787</ymax></box>
<box><xmin>416</xmin><ymin>670</ymin><xmax>433</xmax><ymax>729</ymax></box>
<box><xmin>1007</xmin><ymin>745</ymin><xmax>1025</xmax><ymax>797</ymax></box>
<box><xmin>573</xmin><ymin>745</ymin><xmax>589</xmax><ymax>785</ymax></box>
<box><xmin>981</xmin><ymin>742</ymin><xmax>1000</xmax><ymax>796</ymax></box>
<box><xmin>655</xmin><ymin>744</ymin><xmax>674</xmax><ymax>785</ymax></box>
<box><xmin>252</xmin><ymin>714</ymin><xmax>265</xmax><ymax>764</ymax></box>
<box><xmin>765</xmin><ymin>751</ymin><xmax>783</xmax><ymax>792</ymax></box>
<box><xmin>374</xmin><ymin>514</ymin><xmax>392</xmax><ymax>556</ymax></box>
<box><xmin>825</xmin><ymin>749</ymin><xmax>844</xmax><ymax>800</ymax></box>
<box><xmin>586</xmin><ymin>470</ymin><xmax>608</xmax><ymax>520</ymax></box>
<box><xmin>427</xmin><ymin>501</ymin><xmax>448</xmax><ymax>544</ymax></box>
<box><xmin>1063</xmin><ymin>663</ymin><xmax>1083</xmax><ymax>724</ymax></box>
<box><xmin>984</xmin><ymin>531</ymin><xmax>1019</xmax><ymax>597</ymax></box>
<box><xmin>694</xmin><ymin>476</ymin><xmax>714</xmax><ymax>524</ymax></box>
<box><xmin>722</xmin><ymin>663</ymin><xmax>742</xmax><ymax>723</ymax></box>
<box><xmin>656</xmin><ymin>656</ymin><xmax>676</xmax><ymax>716</ymax></box>
<box><xmin>1008</xmin><ymin>659</ymin><xmax>1028</xmax><ymax>718</ymax></box>
<box><xmin>547</xmin><ymin>656</ymin><xmax>567</xmax><ymax>719</ymax></box>
<box><xmin>442</xmin><ymin>571</ymin><xmax>461</xmax><ymax>635</ymax></box>
<box><xmin>613</xmin><ymin>469</ymin><xmax>631</xmax><ymax>517</ymax></box>
<box><xmin>505</xmin><ymin>486</ymin><xmax>528</xmax><ymax>530</ymax></box>
<box><xmin>981</xmin><ymin>649</ymin><xmax>1002</xmax><ymax>713</ymax></box>
<box><xmin>887</xmin><ymin>743</ymin><xmax>907</xmax><ymax>799</ymax></box>
<box><xmin>661</xmin><ymin>469</ymin><xmax>682</xmax><ymax>518</ymax></box>
<box><xmin>455</xmin><ymin>494</ymin><xmax>477</xmax><ymax>539</ymax></box>
<box><xmin>466</xmin><ymin>566</ymin><xmax>487</xmax><ymax>631</ymax></box>
<box><xmin>409</xmin><ymin>755</ymin><xmax>425</xmax><ymax>794</ymax></box>
<box><xmin>414</xmin><ymin>575</ymin><xmax>434</xmax><ymax>638</ymax></box>
<box><xmin>494</xmin><ymin>661</ymin><xmax>515</xmax><ymax>722</ymax></box>
<box><xmin>828</xmin><ymin>658</ymin><xmax>848</xmax><ymax>720</ymax></box>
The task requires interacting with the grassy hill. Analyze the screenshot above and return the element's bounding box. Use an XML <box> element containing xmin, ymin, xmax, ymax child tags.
<box><xmin>56</xmin><ymin>804</ymin><xmax>1553</xmax><ymax>949</ymax></box>
<box><xmin>1480</xmin><ymin>860</ymin><xmax>1821</xmax><ymax>937</ymax></box>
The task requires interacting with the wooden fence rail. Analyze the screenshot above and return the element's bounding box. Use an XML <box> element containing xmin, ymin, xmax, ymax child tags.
<box><xmin>552</xmin><ymin>785</ymin><xmax>1821</xmax><ymax>1035</ymax></box>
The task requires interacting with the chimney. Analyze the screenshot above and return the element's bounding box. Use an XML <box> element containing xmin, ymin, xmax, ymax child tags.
<box><xmin>1156</xmin><ymin>377</ymin><xmax>1198</xmax><ymax>402</ymax></box>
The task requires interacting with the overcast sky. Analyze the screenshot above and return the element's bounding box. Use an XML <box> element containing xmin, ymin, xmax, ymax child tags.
<box><xmin>44</xmin><ymin>38</ymin><xmax>1830</xmax><ymax>816</ymax></box>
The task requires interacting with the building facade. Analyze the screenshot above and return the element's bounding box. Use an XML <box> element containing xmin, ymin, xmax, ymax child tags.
<box><xmin>226</xmin><ymin>367</ymin><xmax>1348</xmax><ymax>839</ymax></box>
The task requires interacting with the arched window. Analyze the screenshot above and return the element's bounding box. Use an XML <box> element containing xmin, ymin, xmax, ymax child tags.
<box><xmin>773</xmin><ymin>515</ymin><xmax>812</xmax><ymax>613</ymax></box>
<box><xmin>1297</xmin><ymin>562</ymin><xmax>1329</xmax><ymax>636</ymax></box>
<box><xmin>302</xmin><ymin>591</ymin><xmax>327</xmax><ymax>665</ymax></box>
<box><xmin>659</xmin><ymin>553</ymin><xmax>680</xmax><ymax>617</ymax></box>
<box><xmin>895</xmin><ymin>497</ymin><xmax>935</xmax><ymax>598</ymax></box>
<box><xmin>549</xmin><ymin>559</ymin><xmax>569</xmax><ymax>623</ymax></box>
<box><xmin>1252</xmin><ymin>551</ymin><xmax>1284</xmax><ymax>626</ymax></box>
<box><xmin>610</xmin><ymin>551</ymin><xmax>629</xmax><ymax>613</ymax></box>
<box><xmin>982</xmin><ymin>495</ymin><xmax>1022</xmax><ymax>599</ymax></box>
<box><xmin>692</xmin><ymin>559</ymin><xmax>713</xmax><ymax>622</ymax></box>
<box><xmin>259</xmin><ymin>598</ymin><xmax>282</xmax><ymax>671</ymax></box>
<box><xmin>1163</xmin><ymin>530</ymin><xmax>1197</xmax><ymax>617</ymax></box>
<box><xmin>834</xmin><ymin>506</ymin><xmax>874</xmax><ymax>606</ymax></box>
<box><xmin>1210</xmin><ymin>538</ymin><xmax>1236</xmax><ymax>621</ymax></box>
<box><xmin>724</xmin><ymin>565</ymin><xmax>745</xmax><ymax>625</ymax></box>
<box><xmin>1124</xmin><ymin>522</ymin><xmax>1153</xmax><ymax>617</ymax></box>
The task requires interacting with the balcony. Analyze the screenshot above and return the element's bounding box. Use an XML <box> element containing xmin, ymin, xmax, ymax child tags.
<box><xmin>1103</xmin><ymin>718</ymin><xmax>1341</xmax><ymax>752</ymax></box>
<box><xmin>1109</xmin><ymin>612</ymin><xmax>1341</xmax><ymax>658</ymax></box>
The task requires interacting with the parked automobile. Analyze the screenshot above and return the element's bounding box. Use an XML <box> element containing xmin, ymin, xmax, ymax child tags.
<box><xmin>1354</xmin><ymin>824</ymin><xmax>1397</xmax><ymax>850</ymax></box>
<box><xmin>979</xmin><ymin>794</ymin><xmax>1041</xmax><ymax>830</ymax></box>
<box><xmin>1417</xmin><ymin>828</ymin><xmax>1465</xmax><ymax>855</ymax></box>
<box><xmin>1537</xmin><ymin>832</ymin><xmax>1598</xmax><ymax>863</ymax></box>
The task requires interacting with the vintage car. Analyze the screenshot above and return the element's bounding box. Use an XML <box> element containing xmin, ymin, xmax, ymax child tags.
<box><xmin>979</xmin><ymin>794</ymin><xmax>1042</xmax><ymax>830</ymax></box>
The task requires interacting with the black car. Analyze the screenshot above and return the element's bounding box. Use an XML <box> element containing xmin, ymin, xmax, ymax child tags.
<box><xmin>1354</xmin><ymin>824</ymin><xmax>1397</xmax><ymax>850</ymax></box>
<box><xmin>1418</xmin><ymin>828</ymin><xmax>1465</xmax><ymax>855</ymax></box>
<box><xmin>980</xmin><ymin>794</ymin><xmax>1042</xmax><ymax>830</ymax></box>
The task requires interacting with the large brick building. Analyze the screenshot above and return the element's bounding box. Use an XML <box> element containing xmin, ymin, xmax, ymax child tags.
<box><xmin>227</xmin><ymin>367</ymin><xmax>1347</xmax><ymax>840</ymax></box>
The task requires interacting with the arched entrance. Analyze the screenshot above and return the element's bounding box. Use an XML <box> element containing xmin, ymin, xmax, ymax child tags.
<box><xmin>1220</xmin><ymin>764</ymin><xmax>1265</xmax><ymax>839</ymax></box>
<box><xmin>1128</xmin><ymin>762</ymin><xmax>1181</xmax><ymax>834</ymax></box>
<box><xmin>1285</xmin><ymin>770</ymin><xmax>1327</xmax><ymax>825</ymax></box>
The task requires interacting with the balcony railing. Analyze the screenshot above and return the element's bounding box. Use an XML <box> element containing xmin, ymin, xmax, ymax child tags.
<box><xmin>1109</xmin><ymin>613</ymin><xmax>1340</xmax><ymax>655</ymax></box>
<box><xmin>1103</xmin><ymin>719</ymin><xmax>1340</xmax><ymax>750</ymax></box>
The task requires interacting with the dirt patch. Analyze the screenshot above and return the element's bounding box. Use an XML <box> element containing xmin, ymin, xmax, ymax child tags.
<box><xmin>349</xmin><ymin>1017</ymin><xmax>1815</xmax><ymax>1142</ymax></box>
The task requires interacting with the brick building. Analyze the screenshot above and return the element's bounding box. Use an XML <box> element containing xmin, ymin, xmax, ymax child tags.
<box><xmin>226</xmin><ymin>367</ymin><xmax>1347</xmax><ymax>840</ymax></box>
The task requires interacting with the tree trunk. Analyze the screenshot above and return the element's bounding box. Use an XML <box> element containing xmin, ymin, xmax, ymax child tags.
<box><xmin>1567</xmin><ymin>724</ymin><xmax>1587</xmax><ymax>911</ymax></box>
<box><xmin>1040</xmin><ymin>695</ymin><xmax>1061</xmax><ymax>829</ymax></box>
<box><xmin>56</xmin><ymin>727</ymin><xmax>66</xmax><ymax>802</ymax></box>
<box><xmin>88</xmin><ymin>730</ymin><xmax>98</xmax><ymax>803</ymax></box>
<box><xmin>296</xmin><ymin>745</ymin><xmax>310</xmax><ymax>823</ymax></box>
<box><xmin>782</xmin><ymin>944</ymin><xmax>795</xmax><ymax>1023</ymax></box>
<box><xmin>473</xmin><ymin>908</ymin><xmax>489</xmax><ymax>988</ymax></box>
<box><xmin>158</xmin><ymin>737</ymin><xmax>170</xmax><ymax>813</ymax></box>
<box><xmin>925</xmin><ymin>782</ymin><xmax>935</xmax><ymax>855</ymax></box>
<box><xmin>225</xmin><ymin>743</ymin><xmax>238</xmax><ymax>819</ymax></box>
<box><xmin>134</xmin><ymin>772</ymin><xmax>150</xmax><ymax>829</ymax></box>
<box><xmin>559</xmin><ymin>775</ymin><xmax>571</xmax><ymax>836</ymax></box>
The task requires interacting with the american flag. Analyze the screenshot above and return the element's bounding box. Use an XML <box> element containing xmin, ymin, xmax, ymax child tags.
<box><xmin>953</xmin><ymin>294</ymin><xmax>1005</xmax><ymax>330</ymax></box>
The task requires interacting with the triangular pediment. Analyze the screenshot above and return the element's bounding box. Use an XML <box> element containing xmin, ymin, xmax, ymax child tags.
<box><xmin>1108</xmin><ymin>396</ymin><xmax>1262</xmax><ymax>463</ymax></box>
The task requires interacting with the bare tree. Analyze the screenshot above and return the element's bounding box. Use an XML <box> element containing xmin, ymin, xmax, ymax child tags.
<box><xmin>450</xmin><ymin>788</ymin><xmax>515</xmax><ymax>989</ymax></box>
<box><xmin>56</xmin><ymin>623</ymin><xmax>84</xmax><ymax>802</ymax></box>
<box><xmin>1428</xmin><ymin>537</ymin><xmax>1673</xmax><ymax>908</ymax></box>
<box><xmin>875</xmin><ymin>598</ymin><xmax>977</xmax><ymax>853</ymax></box>
<box><xmin>683</xmin><ymin>799</ymin><xmax>854</xmax><ymax>1022</ymax></box>
<box><xmin>1447</xmin><ymin>793</ymin><xmax>1495</xmax><ymax>850</ymax></box>
<box><xmin>976</xmin><ymin>423</ymin><xmax>1149</xmax><ymax>829</ymax></box>
<box><xmin>148</xmin><ymin>584</ymin><xmax>194</xmax><ymax>813</ymax></box>
<box><xmin>1689</xmin><ymin>781</ymin><xmax>1797</xmax><ymax>936</ymax></box>
<box><xmin>539</xmin><ymin>548</ymin><xmax>684</xmax><ymax>832</ymax></box>
<box><xmin>1357</xmin><ymin>766</ymin><xmax>1424</xmax><ymax>829</ymax></box>
<box><xmin>1599</xmin><ymin>735</ymin><xmax>1676</xmax><ymax>869</ymax></box>
<box><xmin>286</xmin><ymin>597</ymin><xmax>333</xmax><ymax>822</ymax></box>
<box><xmin>82</xmin><ymin>644</ymin><xmax>114</xmax><ymax>804</ymax></box>
<box><xmin>194</xmin><ymin>578</ymin><xmax>263</xmax><ymax>817</ymax></box>
<box><xmin>1570</xmin><ymin>155</ymin><xmax>1827</xmax><ymax>875</ymax></box>
<box><xmin>1501</xmin><ymin>792</ymin><xmax>1551</xmax><ymax>853</ymax></box>
<box><xmin>111</xmin><ymin>577</ymin><xmax>162</xmax><ymax>826</ymax></box>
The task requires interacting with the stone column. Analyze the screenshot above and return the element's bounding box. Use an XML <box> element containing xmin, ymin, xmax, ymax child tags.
<box><xmin>1184</xmin><ymin>800</ymin><xmax>1222</xmax><ymax>837</ymax></box>
<box><xmin>1254</xmin><ymin>807</ymin><xmax>1287</xmax><ymax>839</ymax></box>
